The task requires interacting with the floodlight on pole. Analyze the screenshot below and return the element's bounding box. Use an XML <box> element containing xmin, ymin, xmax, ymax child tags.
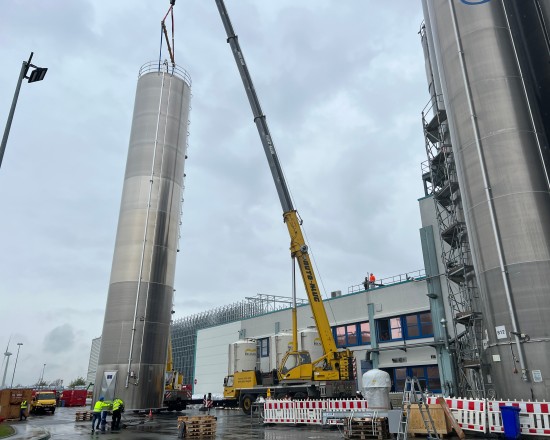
<box><xmin>9</xmin><ymin>343</ymin><xmax>23</xmax><ymax>388</ymax></box>
<box><xmin>0</xmin><ymin>52</ymin><xmax>48</xmax><ymax>170</ymax></box>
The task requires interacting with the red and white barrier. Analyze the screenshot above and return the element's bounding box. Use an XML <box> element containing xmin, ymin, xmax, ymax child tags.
<box><xmin>487</xmin><ymin>400</ymin><xmax>550</xmax><ymax>436</ymax></box>
<box><xmin>263</xmin><ymin>399</ymin><xmax>368</xmax><ymax>425</ymax></box>
<box><xmin>264</xmin><ymin>396</ymin><xmax>550</xmax><ymax>437</ymax></box>
<box><xmin>427</xmin><ymin>396</ymin><xmax>486</xmax><ymax>433</ymax></box>
<box><xmin>327</xmin><ymin>399</ymin><xmax>369</xmax><ymax>411</ymax></box>
<box><xmin>293</xmin><ymin>400</ymin><xmax>327</xmax><ymax>424</ymax></box>
<box><xmin>263</xmin><ymin>400</ymin><xmax>296</xmax><ymax>424</ymax></box>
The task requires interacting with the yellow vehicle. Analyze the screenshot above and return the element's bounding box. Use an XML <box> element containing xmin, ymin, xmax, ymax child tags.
<box><xmin>30</xmin><ymin>390</ymin><xmax>57</xmax><ymax>414</ymax></box>
<box><xmin>164</xmin><ymin>338</ymin><xmax>194</xmax><ymax>411</ymax></box>
<box><xmin>215</xmin><ymin>0</ymin><xmax>356</xmax><ymax>414</ymax></box>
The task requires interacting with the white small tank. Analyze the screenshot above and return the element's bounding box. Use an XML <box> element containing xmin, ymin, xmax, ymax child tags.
<box><xmin>300</xmin><ymin>328</ymin><xmax>323</xmax><ymax>361</ymax></box>
<box><xmin>362</xmin><ymin>369</ymin><xmax>392</xmax><ymax>409</ymax></box>
<box><xmin>271</xmin><ymin>333</ymin><xmax>293</xmax><ymax>369</ymax></box>
<box><xmin>228</xmin><ymin>340</ymin><xmax>257</xmax><ymax>374</ymax></box>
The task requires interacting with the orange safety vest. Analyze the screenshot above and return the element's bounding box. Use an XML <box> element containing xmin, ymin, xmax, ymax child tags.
<box><xmin>369</xmin><ymin>274</ymin><xmax>376</xmax><ymax>283</ymax></box>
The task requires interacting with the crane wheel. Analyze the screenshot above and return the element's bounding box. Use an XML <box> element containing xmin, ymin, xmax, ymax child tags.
<box><xmin>293</xmin><ymin>392</ymin><xmax>307</xmax><ymax>400</ymax></box>
<box><xmin>240</xmin><ymin>394</ymin><xmax>253</xmax><ymax>415</ymax></box>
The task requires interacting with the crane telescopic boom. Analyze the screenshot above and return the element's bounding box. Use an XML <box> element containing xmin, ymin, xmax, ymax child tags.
<box><xmin>214</xmin><ymin>0</ymin><xmax>352</xmax><ymax>373</ymax></box>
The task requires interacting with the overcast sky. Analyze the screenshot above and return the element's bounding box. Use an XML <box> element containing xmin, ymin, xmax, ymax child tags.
<box><xmin>0</xmin><ymin>0</ymin><xmax>427</xmax><ymax>387</ymax></box>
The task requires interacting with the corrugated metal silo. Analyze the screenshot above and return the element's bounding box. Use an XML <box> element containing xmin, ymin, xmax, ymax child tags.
<box><xmin>95</xmin><ymin>62</ymin><xmax>191</xmax><ymax>409</ymax></box>
<box><xmin>423</xmin><ymin>0</ymin><xmax>550</xmax><ymax>400</ymax></box>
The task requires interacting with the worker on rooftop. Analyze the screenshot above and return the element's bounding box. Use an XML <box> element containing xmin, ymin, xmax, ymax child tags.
<box><xmin>369</xmin><ymin>273</ymin><xmax>376</xmax><ymax>288</ymax></box>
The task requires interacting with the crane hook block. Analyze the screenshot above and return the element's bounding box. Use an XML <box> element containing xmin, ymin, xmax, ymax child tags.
<box><xmin>170</xmin><ymin>0</ymin><xmax>176</xmax><ymax>4</ymax></box>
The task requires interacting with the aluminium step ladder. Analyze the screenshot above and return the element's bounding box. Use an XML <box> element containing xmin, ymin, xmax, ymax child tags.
<box><xmin>396</xmin><ymin>376</ymin><xmax>440</xmax><ymax>440</ymax></box>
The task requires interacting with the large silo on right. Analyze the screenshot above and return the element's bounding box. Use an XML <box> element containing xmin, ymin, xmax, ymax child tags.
<box><xmin>422</xmin><ymin>0</ymin><xmax>550</xmax><ymax>400</ymax></box>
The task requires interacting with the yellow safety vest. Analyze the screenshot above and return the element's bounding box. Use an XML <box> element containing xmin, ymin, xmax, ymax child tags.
<box><xmin>113</xmin><ymin>399</ymin><xmax>124</xmax><ymax>411</ymax></box>
<box><xmin>93</xmin><ymin>400</ymin><xmax>104</xmax><ymax>412</ymax></box>
<box><xmin>21</xmin><ymin>400</ymin><xmax>27</xmax><ymax>409</ymax></box>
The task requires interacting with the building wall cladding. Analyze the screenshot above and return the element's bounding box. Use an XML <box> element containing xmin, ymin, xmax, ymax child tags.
<box><xmin>423</xmin><ymin>0</ymin><xmax>550</xmax><ymax>400</ymax></box>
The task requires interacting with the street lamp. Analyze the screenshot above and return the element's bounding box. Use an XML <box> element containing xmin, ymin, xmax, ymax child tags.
<box><xmin>9</xmin><ymin>343</ymin><xmax>23</xmax><ymax>388</ymax></box>
<box><xmin>0</xmin><ymin>52</ymin><xmax>48</xmax><ymax>169</ymax></box>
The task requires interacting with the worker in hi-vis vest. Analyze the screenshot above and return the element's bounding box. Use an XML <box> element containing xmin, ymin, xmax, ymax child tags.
<box><xmin>20</xmin><ymin>399</ymin><xmax>28</xmax><ymax>421</ymax></box>
<box><xmin>91</xmin><ymin>396</ymin><xmax>104</xmax><ymax>432</ymax></box>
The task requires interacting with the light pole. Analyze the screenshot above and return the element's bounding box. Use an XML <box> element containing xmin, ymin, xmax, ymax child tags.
<box><xmin>1</xmin><ymin>350</ymin><xmax>12</xmax><ymax>389</ymax></box>
<box><xmin>0</xmin><ymin>52</ymin><xmax>48</xmax><ymax>169</ymax></box>
<box><xmin>9</xmin><ymin>343</ymin><xmax>23</xmax><ymax>388</ymax></box>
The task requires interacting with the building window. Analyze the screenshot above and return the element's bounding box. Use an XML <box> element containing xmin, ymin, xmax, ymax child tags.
<box><xmin>377</xmin><ymin>312</ymin><xmax>433</xmax><ymax>342</ymax></box>
<box><xmin>420</xmin><ymin>312</ymin><xmax>433</xmax><ymax>336</ymax></box>
<box><xmin>403</xmin><ymin>312</ymin><xmax>434</xmax><ymax>339</ymax></box>
<box><xmin>336</xmin><ymin>326</ymin><xmax>346</xmax><ymax>347</ymax></box>
<box><xmin>359</xmin><ymin>322</ymin><xmax>371</xmax><ymax>344</ymax></box>
<box><xmin>333</xmin><ymin>321</ymin><xmax>371</xmax><ymax>348</ymax></box>
<box><xmin>259</xmin><ymin>338</ymin><xmax>269</xmax><ymax>358</ymax></box>
<box><xmin>346</xmin><ymin>324</ymin><xmax>357</xmax><ymax>345</ymax></box>
<box><xmin>381</xmin><ymin>365</ymin><xmax>441</xmax><ymax>393</ymax></box>
<box><xmin>377</xmin><ymin>317</ymin><xmax>402</xmax><ymax>342</ymax></box>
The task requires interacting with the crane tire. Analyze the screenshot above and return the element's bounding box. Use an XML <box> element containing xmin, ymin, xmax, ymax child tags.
<box><xmin>240</xmin><ymin>394</ymin><xmax>253</xmax><ymax>415</ymax></box>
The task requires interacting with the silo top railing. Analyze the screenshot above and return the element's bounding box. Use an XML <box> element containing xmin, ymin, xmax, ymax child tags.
<box><xmin>138</xmin><ymin>61</ymin><xmax>192</xmax><ymax>87</ymax></box>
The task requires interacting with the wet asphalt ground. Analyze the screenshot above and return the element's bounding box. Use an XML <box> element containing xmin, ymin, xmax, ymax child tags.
<box><xmin>7</xmin><ymin>406</ymin><xmax>346</xmax><ymax>439</ymax></box>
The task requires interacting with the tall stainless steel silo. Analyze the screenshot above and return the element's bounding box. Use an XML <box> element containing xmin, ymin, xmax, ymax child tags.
<box><xmin>423</xmin><ymin>0</ymin><xmax>550</xmax><ymax>400</ymax></box>
<box><xmin>95</xmin><ymin>62</ymin><xmax>191</xmax><ymax>409</ymax></box>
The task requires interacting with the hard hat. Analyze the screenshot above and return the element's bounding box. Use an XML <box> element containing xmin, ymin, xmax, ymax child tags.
<box><xmin>99</xmin><ymin>396</ymin><xmax>104</xmax><ymax>401</ymax></box>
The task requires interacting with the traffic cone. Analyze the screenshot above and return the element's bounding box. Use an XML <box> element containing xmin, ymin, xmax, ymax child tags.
<box><xmin>148</xmin><ymin>408</ymin><xmax>153</xmax><ymax>418</ymax></box>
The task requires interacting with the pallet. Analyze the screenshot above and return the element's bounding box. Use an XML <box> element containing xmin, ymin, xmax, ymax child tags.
<box><xmin>177</xmin><ymin>415</ymin><xmax>217</xmax><ymax>438</ymax></box>
<box><xmin>344</xmin><ymin>417</ymin><xmax>390</xmax><ymax>440</ymax></box>
<box><xmin>75</xmin><ymin>411</ymin><xmax>93</xmax><ymax>421</ymax></box>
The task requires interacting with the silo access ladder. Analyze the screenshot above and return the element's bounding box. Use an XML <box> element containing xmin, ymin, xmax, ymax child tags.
<box><xmin>396</xmin><ymin>376</ymin><xmax>440</xmax><ymax>440</ymax></box>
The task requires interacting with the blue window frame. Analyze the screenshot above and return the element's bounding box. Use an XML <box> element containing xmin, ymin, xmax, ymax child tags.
<box><xmin>381</xmin><ymin>365</ymin><xmax>441</xmax><ymax>393</ymax></box>
<box><xmin>404</xmin><ymin>312</ymin><xmax>433</xmax><ymax>339</ymax></box>
<box><xmin>377</xmin><ymin>317</ymin><xmax>403</xmax><ymax>342</ymax></box>
<box><xmin>333</xmin><ymin>321</ymin><xmax>371</xmax><ymax>348</ymax></box>
<box><xmin>258</xmin><ymin>337</ymin><xmax>269</xmax><ymax>358</ymax></box>
<box><xmin>376</xmin><ymin>312</ymin><xmax>433</xmax><ymax>343</ymax></box>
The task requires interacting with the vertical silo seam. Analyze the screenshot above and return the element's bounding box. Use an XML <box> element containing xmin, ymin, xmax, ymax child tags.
<box><xmin>137</xmin><ymin>71</ymin><xmax>175</xmax><ymax>385</ymax></box>
<box><xmin>501</xmin><ymin>0</ymin><xmax>550</xmax><ymax>192</ymax></box>
<box><xmin>447</xmin><ymin>0</ymin><xmax>527</xmax><ymax>382</ymax></box>
<box><xmin>125</xmin><ymin>69</ymin><xmax>168</xmax><ymax>389</ymax></box>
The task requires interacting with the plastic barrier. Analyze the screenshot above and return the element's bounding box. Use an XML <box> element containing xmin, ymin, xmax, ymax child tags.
<box><xmin>327</xmin><ymin>399</ymin><xmax>369</xmax><ymax>411</ymax></box>
<box><xmin>264</xmin><ymin>395</ymin><xmax>550</xmax><ymax>437</ymax></box>
<box><xmin>263</xmin><ymin>399</ymin><xmax>369</xmax><ymax>425</ymax></box>
<box><xmin>487</xmin><ymin>400</ymin><xmax>550</xmax><ymax>436</ymax></box>
<box><xmin>294</xmin><ymin>400</ymin><xmax>327</xmax><ymax>424</ymax></box>
<box><xmin>427</xmin><ymin>396</ymin><xmax>486</xmax><ymax>433</ymax></box>
<box><xmin>263</xmin><ymin>400</ymin><xmax>296</xmax><ymax>424</ymax></box>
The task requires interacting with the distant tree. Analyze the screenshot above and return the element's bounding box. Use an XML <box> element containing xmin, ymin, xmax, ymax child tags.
<box><xmin>35</xmin><ymin>379</ymin><xmax>48</xmax><ymax>387</ymax></box>
<box><xmin>69</xmin><ymin>377</ymin><xmax>87</xmax><ymax>388</ymax></box>
<box><xmin>50</xmin><ymin>379</ymin><xmax>63</xmax><ymax>387</ymax></box>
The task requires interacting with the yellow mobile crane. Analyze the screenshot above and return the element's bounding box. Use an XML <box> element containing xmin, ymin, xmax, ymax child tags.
<box><xmin>214</xmin><ymin>0</ymin><xmax>357</xmax><ymax>414</ymax></box>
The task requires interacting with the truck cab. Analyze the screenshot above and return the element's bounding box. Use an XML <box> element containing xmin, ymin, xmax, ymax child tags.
<box><xmin>31</xmin><ymin>390</ymin><xmax>57</xmax><ymax>414</ymax></box>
